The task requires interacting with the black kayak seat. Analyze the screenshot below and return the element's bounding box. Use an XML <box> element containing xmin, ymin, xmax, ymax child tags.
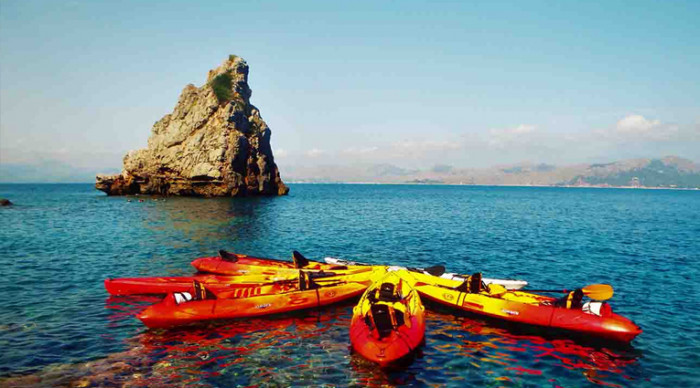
<box><xmin>371</xmin><ymin>304</ymin><xmax>394</xmax><ymax>339</ymax></box>
<box><xmin>456</xmin><ymin>273</ymin><xmax>485</xmax><ymax>293</ymax></box>
<box><xmin>298</xmin><ymin>271</ymin><xmax>320</xmax><ymax>291</ymax></box>
<box><xmin>378</xmin><ymin>283</ymin><xmax>400</xmax><ymax>302</ymax></box>
<box><xmin>219</xmin><ymin>250</ymin><xmax>239</xmax><ymax>262</ymax></box>
<box><xmin>554</xmin><ymin>289</ymin><xmax>584</xmax><ymax>309</ymax></box>
<box><xmin>298</xmin><ymin>270</ymin><xmax>307</xmax><ymax>291</ymax></box>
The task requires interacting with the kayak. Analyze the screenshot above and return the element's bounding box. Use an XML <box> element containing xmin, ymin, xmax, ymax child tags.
<box><xmin>350</xmin><ymin>270</ymin><xmax>425</xmax><ymax>366</ymax></box>
<box><xmin>191</xmin><ymin>250</ymin><xmax>351</xmax><ymax>274</ymax></box>
<box><xmin>324</xmin><ymin>257</ymin><xmax>528</xmax><ymax>290</ymax></box>
<box><xmin>105</xmin><ymin>266</ymin><xmax>377</xmax><ymax>296</ymax></box>
<box><xmin>409</xmin><ymin>272</ymin><xmax>642</xmax><ymax>343</ymax></box>
<box><xmin>137</xmin><ymin>271</ymin><xmax>374</xmax><ymax>328</ymax></box>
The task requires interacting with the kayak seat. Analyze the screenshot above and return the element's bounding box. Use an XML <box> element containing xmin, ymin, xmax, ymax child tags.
<box><xmin>554</xmin><ymin>289</ymin><xmax>584</xmax><ymax>309</ymax></box>
<box><xmin>378</xmin><ymin>283</ymin><xmax>400</xmax><ymax>302</ymax></box>
<box><xmin>370</xmin><ymin>304</ymin><xmax>394</xmax><ymax>339</ymax></box>
<box><xmin>192</xmin><ymin>280</ymin><xmax>216</xmax><ymax>300</ymax></box>
<box><xmin>456</xmin><ymin>273</ymin><xmax>485</xmax><ymax>293</ymax></box>
<box><xmin>394</xmin><ymin>306</ymin><xmax>405</xmax><ymax>327</ymax></box>
<box><xmin>298</xmin><ymin>271</ymin><xmax>319</xmax><ymax>291</ymax></box>
<box><xmin>469</xmin><ymin>273</ymin><xmax>483</xmax><ymax>293</ymax></box>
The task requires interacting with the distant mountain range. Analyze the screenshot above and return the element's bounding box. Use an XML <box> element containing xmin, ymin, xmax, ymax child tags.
<box><xmin>286</xmin><ymin>156</ymin><xmax>700</xmax><ymax>189</ymax></box>
<box><xmin>3</xmin><ymin>155</ymin><xmax>699</xmax><ymax>189</ymax></box>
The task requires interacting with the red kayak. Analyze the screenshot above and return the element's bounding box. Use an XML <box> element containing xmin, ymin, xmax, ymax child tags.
<box><xmin>191</xmin><ymin>250</ymin><xmax>348</xmax><ymax>275</ymax></box>
<box><xmin>105</xmin><ymin>266</ymin><xmax>374</xmax><ymax>296</ymax></box>
<box><xmin>137</xmin><ymin>273</ymin><xmax>369</xmax><ymax>328</ymax></box>
<box><xmin>350</xmin><ymin>271</ymin><xmax>426</xmax><ymax>366</ymax></box>
<box><xmin>105</xmin><ymin>274</ymin><xmax>294</xmax><ymax>296</ymax></box>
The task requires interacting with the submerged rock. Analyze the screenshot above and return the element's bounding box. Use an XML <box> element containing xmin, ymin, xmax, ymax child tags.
<box><xmin>96</xmin><ymin>55</ymin><xmax>289</xmax><ymax>197</ymax></box>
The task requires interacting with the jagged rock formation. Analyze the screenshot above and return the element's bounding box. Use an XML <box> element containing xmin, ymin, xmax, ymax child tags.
<box><xmin>96</xmin><ymin>55</ymin><xmax>289</xmax><ymax>197</ymax></box>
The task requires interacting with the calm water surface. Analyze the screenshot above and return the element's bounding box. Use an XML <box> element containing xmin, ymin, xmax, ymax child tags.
<box><xmin>0</xmin><ymin>184</ymin><xmax>698</xmax><ymax>386</ymax></box>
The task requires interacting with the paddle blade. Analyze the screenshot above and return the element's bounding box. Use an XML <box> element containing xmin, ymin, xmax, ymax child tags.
<box><xmin>582</xmin><ymin>284</ymin><xmax>614</xmax><ymax>301</ymax></box>
<box><xmin>423</xmin><ymin>265</ymin><xmax>446</xmax><ymax>277</ymax></box>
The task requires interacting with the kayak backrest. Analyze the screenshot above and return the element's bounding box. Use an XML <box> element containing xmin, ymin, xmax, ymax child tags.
<box><xmin>292</xmin><ymin>251</ymin><xmax>310</xmax><ymax>268</ymax></box>
<box><xmin>370</xmin><ymin>304</ymin><xmax>394</xmax><ymax>338</ymax></box>
<box><xmin>298</xmin><ymin>271</ymin><xmax>320</xmax><ymax>291</ymax></box>
<box><xmin>192</xmin><ymin>280</ymin><xmax>216</xmax><ymax>300</ymax></box>
<box><xmin>218</xmin><ymin>250</ymin><xmax>239</xmax><ymax>262</ymax></box>
<box><xmin>378</xmin><ymin>283</ymin><xmax>401</xmax><ymax>302</ymax></box>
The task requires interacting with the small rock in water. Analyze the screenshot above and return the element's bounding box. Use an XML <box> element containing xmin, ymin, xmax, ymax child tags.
<box><xmin>0</xmin><ymin>198</ymin><xmax>12</xmax><ymax>206</ymax></box>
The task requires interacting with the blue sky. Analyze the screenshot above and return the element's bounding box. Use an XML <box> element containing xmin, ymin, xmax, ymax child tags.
<box><xmin>1</xmin><ymin>0</ymin><xmax>698</xmax><ymax>178</ymax></box>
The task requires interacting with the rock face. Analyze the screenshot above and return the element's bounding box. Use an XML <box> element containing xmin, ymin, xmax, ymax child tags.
<box><xmin>96</xmin><ymin>55</ymin><xmax>289</xmax><ymax>197</ymax></box>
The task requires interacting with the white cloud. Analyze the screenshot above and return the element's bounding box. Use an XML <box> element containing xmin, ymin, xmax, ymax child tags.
<box><xmin>613</xmin><ymin>114</ymin><xmax>677</xmax><ymax>140</ymax></box>
<box><xmin>391</xmin><ymin>139</ymin><xmax>462</xmax><ymax>153</ymax></box>
<box><xmin>616</xmin><ymin>114</ymin><xmax>661</xmax><ymax>134</ymax></box>
<box><xmin>487</xmin><ymin>124</ymin><xmax>537</xmax><ymax>147</ymax></box>
<box><xmin>342</xmin><ymin>146</ymin><xmax>379</xmax><ymax>155</ymax></box>
<box><xmin>305</xmin><ymin>148</ymin><xmax>326</xmax><ymax>158</ymax></box>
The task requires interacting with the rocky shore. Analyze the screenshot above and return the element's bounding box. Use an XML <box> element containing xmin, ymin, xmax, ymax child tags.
<box><xmin>96</xmin><ymin>55</ymin><xmax>288</xmax><ymax>197</ymax></box>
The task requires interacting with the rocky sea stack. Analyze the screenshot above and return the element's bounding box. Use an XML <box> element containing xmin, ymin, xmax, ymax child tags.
<box><xmin>96</xmin><ymin>55</ymin><xmax>289</xmax><ymax>197</ymax></box>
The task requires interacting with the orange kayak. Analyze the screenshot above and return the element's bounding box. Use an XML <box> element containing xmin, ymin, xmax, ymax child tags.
<box><xmin>191</xmin><ymin>250</ymin><xmax>350</xmax><ymax>274</ymax></box>
<box><xmin>137</xmin><ymin>271</ymin><xmax>372</xmax><ymax>329</ymax></box>
<box><xmin>350</xmin><ymin>270</ymin><xmax>425</xmax><ymax>366</ymax></box>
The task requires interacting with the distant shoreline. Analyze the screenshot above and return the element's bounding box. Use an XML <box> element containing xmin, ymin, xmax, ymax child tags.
<box><xmin>1</xmin><ymin>181</ymin><xmax>699</xmax><ymax>191</ymax></box>
<box><xmin>285</xmin><ymin>181</ymin><xmax>700</xmax><ymax>190</ymax></box>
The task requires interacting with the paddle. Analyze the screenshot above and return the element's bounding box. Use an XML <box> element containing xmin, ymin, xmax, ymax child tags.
<box><xmin>407</xmin><ymin>265</ymin><xmax>446</xmax><ymax>277</ymax></box>
<box><xmin>525</xmin><ymin>284</ymin><xmax>614</xmax><ymax>301</ymax></box>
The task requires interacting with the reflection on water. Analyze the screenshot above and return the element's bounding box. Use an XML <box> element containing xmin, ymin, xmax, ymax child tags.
<box><xmin>425</xmin><ymin>311</ymin><xmax>642</xmax><ymax>387</ymax></box>
<box><xmin>138</xmin><ymin>196</ymin><xmax>279</xmax><ymax>247</ymax></box>
<box><xmin>1</xmin><ymin>296</ymin><xmax>643</xmax><ymax>387</ymax></box>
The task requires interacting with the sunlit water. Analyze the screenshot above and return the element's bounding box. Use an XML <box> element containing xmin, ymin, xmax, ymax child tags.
<box><xmin>0</xmin><ymin>184</ymin><xmax>698</xmax><ymax>386</ymax></box>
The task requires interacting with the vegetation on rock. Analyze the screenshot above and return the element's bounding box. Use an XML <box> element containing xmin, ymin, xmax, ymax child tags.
<box><xmin>210</xmin><ymin>71</ymin><xmax>233</xmax><ymax>103</ymax></box>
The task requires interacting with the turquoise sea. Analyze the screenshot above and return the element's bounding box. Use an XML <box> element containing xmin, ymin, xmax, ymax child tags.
<box><xmin>0</xmin><ymin>183</ymin><xmax>698</xmax><ymax>387</ymax></box>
